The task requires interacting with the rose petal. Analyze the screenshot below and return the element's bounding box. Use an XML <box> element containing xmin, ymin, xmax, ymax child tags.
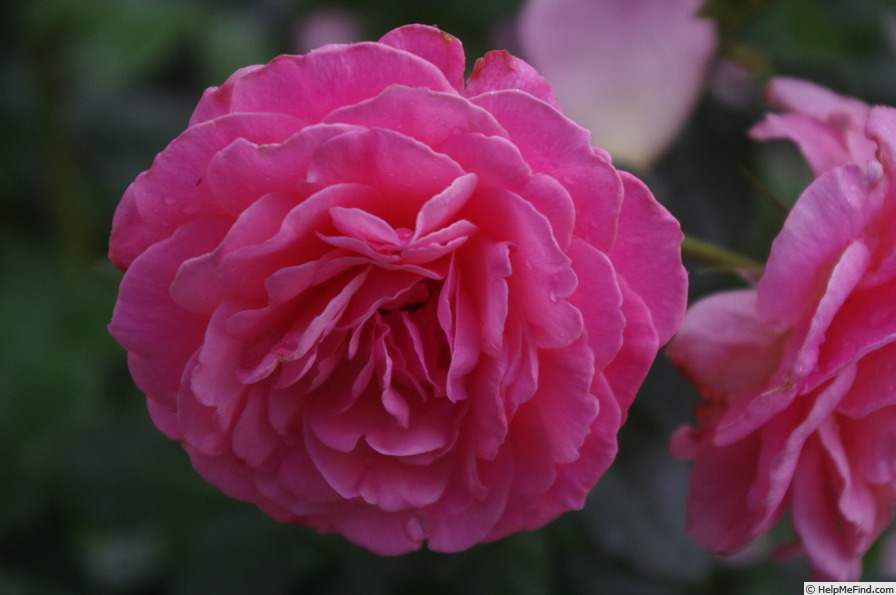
<box><xmin>306</xmin><ymin>128</ymin><xmax>466</xmax><ymax>218</ymax></box>
<box><xmin>750</xmin><ymin>77</ymin><xmax>876</xmax><ymax>174</ymax></box>
<box><xmin>837</xmin><ymin>343</ymin><xmax>896</xmax><ymax>418</ymax></box>
<box><xmin>472</xmin><ymin>90</ymin><xmax>623</xmax><ymax>252</ymax></box>
<box><xmin>425</xmin><ymin>452</ymin><xmax>514</xmax><ymax>551</ymax></box>
<box><xmin>609</xmin><ymin>172</ymin><xmax>686</xmax><ymax>344</ymax></box>
<box><xmin>205</xmin><ymin>123</ymin><xmax>359</xmax><ymax>216</ymax></box>
<box><xmin>378</xmin><ymin>24</ymin><xmax>467</xmax><ymax>93</ymax></box>
<box><xmin>785</xmin><ymin>238</ymin><xmax>871</xmax><ymax>380</ymax></box>
<box><xmin>231</xmin><ymin>384</ymin><xmax>281</xmax><ymax>467</ymax></box>
<box><xmin>305</xmin><ymin>428</ymin><xmax>453</xmax><ymax>512</ymax></box>
<box><xmin>757</xmin><ymin>163</ymin><xmax>885</xmax><ymax>326</ymax></box>
<box><xmin>435</xmin><ymin>131</ymin><xmax>575</xmax><ymax>249</ymax></box>
<box><xmin>220</xmin><ymin>183</ymin><xmax>381</xmax><ymax>302</ymax></box>
<box><xmin>187</xmin><ymin>447</ymin><xmax>295</xmax><ymax>523</ymax></box>
<box><xmin>109</xmin><ymin>113</ymin><xmax>303</xmax><ymax>268</ymax></box>
<box><xmin>108</xmin><ymin>217</ymin><xmax>231</xmax><ymax>437</ymax></box>
<box><xmin>325</xmin><ymin>86</ymin><xmax>507</xmax><ymax>149</ymax></box>
<box><xmin>413</xmin><ymin>173</ymin><xmax>478</xmax><ymax>240</ymax></box>
<box><xmin>462</xmin><ymin>187</ymin><xmax>582</xmax><ymax>349</ymax></box>
<box><xmin>567</xmin><ymin>238</ymin><xmax>624</xmax><ymax>373</ymax></box>
<box><xmin>460</xmin><ymin>237</ymin><xmax>511</xmax><ymax>357</ymax></box>
<box><xmin>439</xmin><ymin>261</ymin><xmax>482</xmax><ymax>404</ymax></box>
<box><xmin>751</xmin><ymin>113</ymin><xmax>862</xmax><ymax>176</ymax></box>
<box><xmin>868</xmin><ymin>106</ymin><xmax>896</xmax><ymax>172</ymax></box>
<box><xmin>522</xmin><ymin>337</ymin><xmax>598</xmax><ymax>464</ymax></box>
<box><xmin>601</xmin><ymin>279</ymin><xmax>659</xmax><ymax>416</ymax></box>
<box><xmin>747</xmin><ymin>368</ymin><xmax>856</xmax><ymax>531</ymax></box>
<box><xmin>668</xmin><ymin>290</ymin><xmax>784</xmax><ymax>405</ymax></box>
<box><xmin>466</xmin><ymin>50</ymin><xmax>561</xmax><ymax>109</ymax></box>
<box><xmin>792</xmin><ymin>436</ymin><xmax>863</xmax><ymax>580</ymax></box>
<box><xmin>841</xmin><ymin>403</ymin><xmax>896</xmax><ymax>485</ymax></box>
<box><xmin>534</xmin><ymin>373</ymin><xmax>621</xmax><ymax>516</ymax></box>
<box><xmin>199</xmin><ymin>43</ymin><xmax>457</xmax><ymax>124</ymax></box>
<box><xmin>684</xmin><ymin>430</ymin><xmax>763</xmax><ymax>551</ymax></box>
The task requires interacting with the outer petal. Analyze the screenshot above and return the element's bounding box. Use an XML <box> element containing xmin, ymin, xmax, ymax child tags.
<box><xmin>756</xmin><ymin>163</ymin><xmax>885</xmax><ymax>327</ymax></box>
<box><xmin>378</xmin><ymin>24</ymin><xmax>467</xmax><ymax>93</ymax></box>
<box><xmin>746</xmin><ymin>366</ymin><xmax>857</xmax><ymax>534</ymax></box>
<box><xmin>328</xmin><ymin>507</ymin><xmax>427</xmax><ymax>555</ymax></box>
<box><xmin>868</xmin><ymin>106</ymin><xmax>896</xmax><ymax>179</ymax></box>
<box><xmin>792</xmin><ymin>436</ymin><xmax>863</xmax><ymax>581</ymax></box>
<box><xmin>667</xmin><ymin>290</ymin><xmax>783</xmax><ymax>404</ymax></box>
<box><xmin>609</xmin><ymin>172</ymin><xmax>686</xmax><ymax>345</ymax></box>
<box><xmin>837</xmin><ymin>343</ymin><xmax>896</xmax><ymax>419</ymax></box>
<box><xmin>188</xmin><ymin>447</ymin><xmax>295</xmax><ymax>523</ymax></box>
<box><xmin>567</xmin><ymin>238</ymin><xmax>624</xmax><ymax>373</ymax></box>
<box><xmin>108</xmin><ymin>217</ymin><xmax>231</xmax><ymax>437</ymax></box>
<box><xmin>109</xmin><ymin>113</ymin><xmax>304</xmax><ymax>269</ymax></box>
<box><xmin>189</xmin><ymin>64</ymin><xmax>265</xmax><ymax>126</ymax></box>
<box><xmin>601</xmin><ymin>278</ymin><xmax>659</xmax><ymax>416</ymax></box>
<box><xmin>751</xmin><ymin>113</ymin><xmax>864</xmax><ymax>176</ymax></box>
<box><xmin>534</xmin><ymin>373</ymin><xmax>621</xmax><ymax>516</ymax></box>
<box><xmin>684</xmin><ymin>431</ymin><xmax>764</xmax><ymax>551</ymax></box>
<box><xmin>425</xmin><ymin>452</ymin><xmax>514</xmax><ymax>552</ymax></box>
<box><xmin>750</xmin><ymin>77</ymin><xmax>876</xmax><ymax>174</ymax></box>
<box><xmin>324</xmin><ymin>86</ymin><xmax>508</xmax><ymax>149</ymax></box>
<box><xmin>465</xmin><ymin>50</ymin><xmax>561</xmax><ymax>110</ymax></box>
<box><xmin>193</xmin><ymin>42</ymin><xmax>457</xmax><ymax>125</ymax></box>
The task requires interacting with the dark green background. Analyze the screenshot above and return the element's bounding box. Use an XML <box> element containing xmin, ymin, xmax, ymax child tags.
<box><xmin>4</xmin><ymin>0</ymin><xmax>896</xmax><ymax>592</ymax></box>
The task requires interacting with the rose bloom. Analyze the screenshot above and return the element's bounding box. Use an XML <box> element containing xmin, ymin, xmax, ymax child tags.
<box><xmin>669</xmin><ymin>79</ymin><xmax>896</xmax><ymax>579</ymax></box>
<box><xmin>108</xmin><ymin>24</ymin><xmax>686</xmax><ymax>555</ymax></box>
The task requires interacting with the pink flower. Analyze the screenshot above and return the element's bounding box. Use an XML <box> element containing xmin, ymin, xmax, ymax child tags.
<box><xmin>669</xmin><ymin>79</ymin><xmax>896</xmax><ymax>579</ymax></box>
<box><xmin>517</xmin><ymin>0</ymin><xmax>717</xmax><ymax>169</ymax></box>
<box><xmin>293</xmin><ymin>8</ymin><xmax>362</xmax><ymax>54</ymax></box>
<box><xmin>750</xmin><ymin>77</ymin><xmax>877</xmax><ymax>175</ymax></box>
<box><xmin>108</xmin><ymin>24</ymin><xmax>687</xmax><ymax>554</ymax></box>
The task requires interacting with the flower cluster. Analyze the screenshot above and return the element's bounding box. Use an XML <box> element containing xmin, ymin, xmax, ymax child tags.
<box><xmin>107</xmin><ymin>24</ymin><xmax>686</xmax><ymax>554</ymax></box>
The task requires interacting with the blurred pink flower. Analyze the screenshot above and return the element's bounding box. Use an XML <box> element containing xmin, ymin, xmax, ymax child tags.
<box><xmin>518</xmin><ymin>0</ymin><xmax>717</xmax><ymax>169</ymax></box>
<box><xmin>670</xmin><ymin>79</ymin><xmax>896</xmax><ymax>580</ymax></box>
<box><xmin>108</xmin><ymin>24</ymin><xmax>687</xmax><ymax>555</ymax></box>
<box><xmin>293</xmin><ymin>7</ymin><xmax>362</xmax><ymax>54</ymax></box>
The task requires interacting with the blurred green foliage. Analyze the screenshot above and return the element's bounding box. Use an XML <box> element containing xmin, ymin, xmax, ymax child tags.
<box><xmin>3</xmin><ymin>0</ymin><xmax>896</xmax><ymax>593</ymax></box>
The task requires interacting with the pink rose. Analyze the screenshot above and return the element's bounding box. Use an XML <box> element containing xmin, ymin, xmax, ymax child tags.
<box><xmin>517</xmin><ymin>0</ymin><xmax>717</xmax><ymax>169</ymax></box>
<box><xmin>669</xmin><ymin>80</ymin><xmax>896</xmax><ymax>579</ymax></box>
<box><xmin>108</xmin><ymin>24</ymin><xmax>686</xmax><ymax>555</ymax></box>
<box><xmin>750</xmin><ymin>76</ymin><xmax>877</xmax><ymax>174</ymax></box>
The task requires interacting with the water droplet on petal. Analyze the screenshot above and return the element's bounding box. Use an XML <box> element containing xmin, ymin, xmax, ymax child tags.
<box><xmin>548</xmin><ymin>290</ymin><xmax>559</xmax><ymax>303</ymax></box>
